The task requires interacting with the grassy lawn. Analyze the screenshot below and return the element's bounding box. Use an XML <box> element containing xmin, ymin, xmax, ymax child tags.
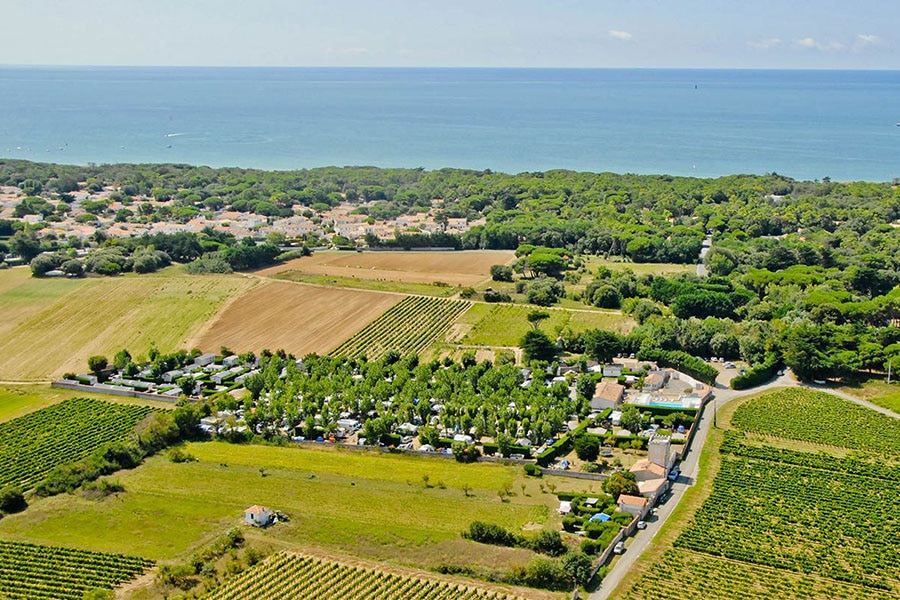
<box><xmin>0</xmin><ymin>272</ymin><xmax>255</xmax><ymax>380</ymax></box>
<box><xmin>273</xmin><ymin>271</ymin><xmax>459</xmax><ymax>297</ymax></box>
<box><xmin>0</xmin><ymin>384</ymin><xmax>173</xmax><ymax>424</ymax></box>
<box><xmin>579</xmin><ymin>256</ymin><xmax>696</xmax><ymax>277</ymax></box>
<box><xmin>0</xmin><ymin>442</ymin><xmax>583</xmax><ymax>572</ymax></box>
<box><xmin>836</xmin><ymin>377</ymin><xmax>900</xmax><ymax>413</ymax></box>
<box><xmin>456</xmin><ymin>303</ymin><xmax>633</xmax><ymax>348</ymax></box>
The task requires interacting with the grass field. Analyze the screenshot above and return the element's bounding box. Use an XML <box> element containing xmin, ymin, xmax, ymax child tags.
<box><xmin>0</xmin><ymin>384</ymin><xmax>173</xmax><ymax>424</ymax></box>
<box><xmin>0</xmin><ymin>269</ymin><xmax>255</xmax><ymax>380</ymax></box>
<box><xmin>256</xmin><ymin>250</ymin><xmax>515</xmax><ymax>288</ymax></box>
<box><xmin>835</xmin><ymin>378</ymin><xmax>900</xmax><ymax>413</ymax></box>
<box><xmin>0</xmin><ymin>441</ymin><xmax>587</xmax><ymax>572</ymax></box>
<box><xmin>579</xmin><ymin>256</ymin><xmax>696</xmax><ymax>277</ymax></box>
<box><xmin>453</xmin><ymin>303</ymin><xmax>633</xmax><ymax>348</ymax></box>
<box><xmin>190</xmin><ymin>280</ymin><xmax>401</xmax><ymax>356</ymax></box>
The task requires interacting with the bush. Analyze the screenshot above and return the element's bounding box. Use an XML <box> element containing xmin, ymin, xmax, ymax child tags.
<box><xmin>0</xmin><ymin>486</ymin><xmax>26</xmax><ymax>514</ymax></box>
<box><xmin>168</xmin><ymin>447</ymin><xmax>197</xmax><ymax>463</ymax></box>
<box><xmin>731</xmin><ymin>354</ymin><xmax>780</xmax><ymax>390</ymax></box>
<box><xmin>523</xmin><ymin>463</ymin><xmax>542</xmax><ymax>477</ymax></box>
<box><xmin>574</xmin><ymin>434</ymin><xmax>600</xmax><ymax>462</ymax></box>
<box><xmin>484</xmin><ymin>290</ymin><xmax>512</xmax><ymax>303</ymax></box>
<box><xmin>459</xmin><ymin>286</ymin><xmax>477</xmax><ymax>299</ymax></box>
<box><xmin>529</xmin><ymin>530</ymin><xmax>567</xmax><ymax>557</ymax></box>
<box><xmin>463</xmin><ymin>521</ymin><xmax>522</xmax><ymax>547</ymax></box>
<box><xmin>636</xmin><ymin>348</ymin><xmax>717</xmax><ymax>385</ymax></box>
<box><xmin>507</xmin><ymin>557</ymin><xmax>571</xmax><ymax>591</ymax></box>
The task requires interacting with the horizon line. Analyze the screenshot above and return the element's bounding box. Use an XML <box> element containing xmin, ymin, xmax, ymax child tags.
<box><xmin>1</xmin><ymin>63</ymin><xmax>898</xmax><ymax>72</ymax></box>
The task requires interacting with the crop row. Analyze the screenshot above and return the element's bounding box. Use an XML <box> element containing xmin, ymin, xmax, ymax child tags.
<box><xmin>730</xmin><ymin>388</ymin><xmax>900</xmax><ymax>456</ymax></box>
<box><xmin>330</xmin><ymin>296</ymin><xmax>470</xmax><ymax>359</ymax></box>
<box><xmin>720</xmin><ymin>430</ymin><xmax>900</xmax><ymax>480</ymax></box>
<box><xmin>674</xmin><ymin>454</ymin><xmax>899</xmax><ymax>591</ymax></box>
<box><xmin>621</xmin><ymin>549</ymin><xmax>898</xmax><ymax>600</ymax></box>
<box><xmin>0</xmin><ymin>539</ymin><xmax>153</xmax><ymax>600</ymax></box>
<box><xmin>204</xmin><ymin>552</ymin><xmax>523</xmax><ymax>600</ymax></box>
<box><xmin>0</xmin><ymin>398</ymin><xmax>155</xmax><ymax>490</ymax></box>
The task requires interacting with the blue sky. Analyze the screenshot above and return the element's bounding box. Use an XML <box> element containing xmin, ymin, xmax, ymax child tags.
<box><xmin>4</xmin><ymin>0</ymin><xmax>897</xmax><ymax>68</ymax></box>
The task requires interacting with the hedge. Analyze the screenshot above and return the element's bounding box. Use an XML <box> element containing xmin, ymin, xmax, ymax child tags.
<box><xmin>536</xmin><ymin>420</ymin><xmax>590</xmax><ymax>466</ymax></box>
<box><xmin>730</xmin><ymin>355</ymin><xmax>780</xmax><ymax>390</ymax></box>
<box><xmin>482</xmin><ymin>442</ymin><xmax>533</xmax><ymax>458</ymax></box>
<box><xmin>636</xmin><ymin>348</ymin><xmax>718</xmax><ymax>385</ymax></box>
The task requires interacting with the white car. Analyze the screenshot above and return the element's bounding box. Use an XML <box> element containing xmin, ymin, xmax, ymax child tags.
<box><xmin>636</xmin><ymin>521</ymin><xmax>648</xmax><ymax>530</ymax></box>
<box><xmin>613</xmin><ymin>542</ymin><xmax>626</xmax><ymax>554</ymax></box>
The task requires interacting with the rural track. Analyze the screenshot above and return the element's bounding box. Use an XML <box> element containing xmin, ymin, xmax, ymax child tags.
<box><xmin>589</xmin><ymin>373</ymin><xmax>897</xmax><ymax>600</ymax></box>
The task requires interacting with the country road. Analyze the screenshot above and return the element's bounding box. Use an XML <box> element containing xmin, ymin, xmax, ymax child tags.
<box><xmin>588</xmin><ymin>372</ymin><xmax>898</xmax><ymax>600</ymax></box>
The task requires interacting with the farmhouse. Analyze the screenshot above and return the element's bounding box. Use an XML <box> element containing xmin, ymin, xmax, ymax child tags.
<box><xmin>244</xmin><ymin>505</ymin><xmax>273</xmax><ymax>527</ymax></box>
<box><xmin>592</xmin><ymin>380</ymin><xmax>625</xmax><ymax>411</ymax></box>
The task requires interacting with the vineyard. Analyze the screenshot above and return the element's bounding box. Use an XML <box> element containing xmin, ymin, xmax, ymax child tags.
<box><xmin>619</xmin><ymin>388</ymin><xmax>900</xmax><ymax>599</ymax></box>
<box><xmin>620</xmin><ymin>549</ymin><xmax>899</xmax><ymax>600</ymax></box>
<box><xmin>204</xmin><ymin>552</ymin><xmax>526</xmax><ymax>600</ymax></box>
<box><xmin>0</xmin><ymin>539</ymin><xmax>153</xmax><ymax>600</ymax></box>
<box><xmin>330</xmin><ymin>296</ymin><xmax>470</xmax><ymax>359</ymax></box>
<box><xmin>730</xmin><ymin>388</ymin><xmax>900</xmax><ymax>455</ymax></box>
<box><xmin>0</xmin><ymin>398</ymin><xmax>154</xmax><ymax>491</ymax></box>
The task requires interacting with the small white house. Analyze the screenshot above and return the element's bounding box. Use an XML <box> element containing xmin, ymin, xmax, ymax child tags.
<box><xmin>244</xmin><ymin>505</ymin><xmax>273</xmax><ymax>527</ymax></box>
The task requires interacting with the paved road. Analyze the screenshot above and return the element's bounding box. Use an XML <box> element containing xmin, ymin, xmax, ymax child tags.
<box><xmin>696</xmin><ymin>234</ymin><xmax>712</xmax><ymax>277</ymax></box>
<box><xmin>588</xmin><ymin>372</ymin><xmax>803</xmax><ymax>600</ymax></box>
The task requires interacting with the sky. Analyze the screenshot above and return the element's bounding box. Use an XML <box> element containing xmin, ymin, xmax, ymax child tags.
<box><xmin>3</xmin><ymin>0</ymin><xmax>897</xmax><ymax>69</ymax></box>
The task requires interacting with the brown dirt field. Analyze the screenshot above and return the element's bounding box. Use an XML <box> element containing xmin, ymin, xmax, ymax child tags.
<box><xmin>255</xmin><ymin>250</ymin><xmax>516</xmax><ymax>287</ymax></box>
<box><xmin>189</xmin><ymin>280</ymin><xmax>401</xmax><ymax>355</ymax></box>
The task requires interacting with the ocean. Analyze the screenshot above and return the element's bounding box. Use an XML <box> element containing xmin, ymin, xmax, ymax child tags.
<box><xmin>0</xmin><ymin>67</ymin><xmax>897</xmax><ymax>181</ymax></box>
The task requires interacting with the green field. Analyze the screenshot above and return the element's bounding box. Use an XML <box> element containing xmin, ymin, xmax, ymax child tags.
<box><xmin>204</xmin><ymin>552</ymin><xmax>528</xmax><ymax>600</ymax></box>
<box><xmin>618</xmin><ymin>388</ymin><xmax>900</xmax><ymax>600</ymax></box>
<box><xmin>0</xmin><ymin>268</ymin><xmax>255</xmax><ymax>380</ymax></box>
<box><xmin>0</xmin><ymin>539</ymin><xmax>153</xmax><ymax>600</ymax></box>
<box><xmin>456</xmin><ymin>303</ymin><xmax>633</xmax><ymax>348</ymax></box>
<box><xmin>0</xmin><ymin>398</ymin><xmax>155</xmax><ymax>491</ymax></box>
<box><xmin>0</xmin><ymin>441</ymin><xmax>583</xmax><ymax>571</ymax></box>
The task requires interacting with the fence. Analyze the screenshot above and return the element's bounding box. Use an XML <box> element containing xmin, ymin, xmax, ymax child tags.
<box><xmin>51</xmin><ymin>380</ymin><xmax>181</xmax><ymax>403</ymax></box>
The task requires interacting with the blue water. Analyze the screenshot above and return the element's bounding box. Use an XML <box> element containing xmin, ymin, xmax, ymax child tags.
<box><xmin>1</xmin><ymin>67</ymin><xmax>897</xmax><ymax>181</ymax></box>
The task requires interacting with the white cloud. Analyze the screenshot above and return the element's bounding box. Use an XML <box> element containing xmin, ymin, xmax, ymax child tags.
<box><xmin>748</xmin><ymin>38</ymin><xmax>781</xmax><ymax>50</ymax></box>
<box><xmin>794</xmin><ymin>37</ymin><xmax>845</xmax><ymax>52</ymax></box>
<box><xmin>857</xmin><ymin>34</ymin><xmax>879</xmax><ymax>44</ymax></box>
<box><xmin>608</xmin><ymin>30</ymin><xmax>632</xmax><ymax>41</ymax></box>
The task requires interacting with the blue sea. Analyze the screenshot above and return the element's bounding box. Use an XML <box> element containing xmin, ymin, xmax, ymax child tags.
<box><xmin>0</xmin><ymin>67</ymin><xmax>897</xmax><ymax>181</ymax></box>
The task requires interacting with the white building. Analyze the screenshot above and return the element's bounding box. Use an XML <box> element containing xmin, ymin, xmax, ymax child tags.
<box><xmin>244</xmin><ymin>505</ymin><xmax>273</xmax><ymax>527</ymax></box>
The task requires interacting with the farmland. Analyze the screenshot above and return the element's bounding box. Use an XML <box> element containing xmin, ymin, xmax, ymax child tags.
<box><xmin>330</xmin><ymin>296</ymin><xmax>470</xmax><ymax>359</ymax></box>
<box><xmin>204</xmin><ymin>552</ymin><xmax>531</xmax><ymax>600</ymax></box>
<box><xmin>0</xmin><ymin>398</ymin><xmax>154</xmax><ymax>491</ymax></box>
<box><xmin>0</xmin><ymin>539</ymin><xmax>153</xmax><ymax>600</ymax></box>
<box><xmin>257</xmin><ymin>250</ymin><xmax>514</xmax><ymax>288</ymax></box>
<box><xmin>0</xmin><ymin>441</ymin><xmax>593</xmax><ymax>571</ymax></box>
<box><xmin>617</xmin><ymin>388</ymin><xmax>900</xmax><ymax>600</ymax></box>
<box><xmin>0</xmin><ymin>268</ymin><xmax>254</xmax><ymax>380</ymax></box>
<box><xmin>190</xmin><ymin>279</ymin><xmax>401</xmax><ymax>356</ymax></box>
<box><xmin>452</xmin><ymin>303</ymin><xmax>633</xmax><ymax>348</ymax></box>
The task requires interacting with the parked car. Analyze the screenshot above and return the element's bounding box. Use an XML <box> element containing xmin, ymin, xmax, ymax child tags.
<box><xmin>636</xmin><ymin>521</ymin><xmax>648</xmax><ymax>530</ymax></box>
<box><xmin>613</xmin><ymin>542</ymin><xmax>626</xmax><ymax>554</ymax></box>
<box><xmin>668</xmin><ymin>468</ymin><xmax>680</xmax><ymax>481</ymax></box>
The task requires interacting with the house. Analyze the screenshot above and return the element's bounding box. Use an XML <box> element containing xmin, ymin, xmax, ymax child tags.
<box><xmin>602</xmin><ymin>364</ymin><xmax>623</xmax><ymax>378</ymax></box>
<box><xmin>244</xmin><ymin>505</ymin><xmax>273</xmax><ymax>527</ymax></box>
<box><xmin>643</xmin><ymin>370</ymin><xmax>669</xmax><ymax>391</ymax></box>
<box><xmin>617</xmin><ymin>494</ymin><xmax>649</xmax><ymax>517</ymax></box>
<box><xmin>592</xmin><ymin>381</ymin><xmax>625</xmax><ymax>411</ymax></box>
<box><xmin>630</xmin><ymin>459</ymin><xmax>670</xmax><ymax>503</ymax></box>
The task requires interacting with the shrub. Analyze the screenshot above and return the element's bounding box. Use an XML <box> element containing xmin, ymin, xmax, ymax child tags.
<box><xmin>574</xmin><ymin>433</ymin><xmax>600</xmax><ymax>462</ymax></box>
<box><xmin>463</xmin><ymin>521</ymin><xmax>522</xmax><ymax>547</ymax></box>
<box><xmin>523</xmin><ymin>463</ymin><xmax>542</xmax><ymax>477</ymax></box>
<box><xmin>484</xmin><ymin>290</ymin><xmax>512</xmax><ymax>303</ymax></box>
<box><xmin>529</xmin><ymin>530</ymin><xmax>567</xmax><ymax>557</ymax></box>
<box><xmin>0</xmin><ymin>486</ymin><xmax>26</xmax><ymax>514</ymax></box>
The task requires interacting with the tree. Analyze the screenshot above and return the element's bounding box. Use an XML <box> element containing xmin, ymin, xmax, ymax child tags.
<box><xmin>0</xmin><ymin>486</ymin><xmax>26</xmax><ymax>514</ymax></box>
<box><xmin>113</xmin><ymin>349</ymin><xmax>132</xmax><ymax>371</ymax></box>
<box><xmin>243</xmin><ymin>373</ymin><xmax>266</xmax><ymax>400</ymax></box>
<box><xmin>581</xmin><ymin>329</ymin><xmax>622</xmax><ymax>363</ymax></box>
<box><xmin>521</xmin><ymin>330</ymin><xmax>558</xmax><ymax>363</ymax></box>
<box><xmin>619</xmin><ymin>405</ymin><xmax>643</xmax><ymax>433</ymax></box>
<box><xmin>563</xmin><ymin>553</ymin><xmax>594</xmax><ymax>587</ymax></box>
<box><xmin>573</xmin><ymin>434</ymin><xmax>600</xmax><ymax>462</ymax></box>
<box><xmin>9</xmin><ymin>230</ymin><xmax>42</xmax><ymax>262</ymax></box>
<box><xmin>490</xmin><ymin>264</ymin><xmax>514</xmax><ymax>282</ymax></box>
<box><xmin>87</xmin><ymin>355</ymin><xmax>108</xmax><ymax>376</ymax></box>
<box><xmin>526</xmin><ymin>310</ymin><xmax>550</xmax><ymax>330</ymax></box>
<box><xmin>603</xmin><ymin>471</ymin><xmax>638</xmax><ymax>500</ymax></box>
<box><xmin>60</xmin><ymin>259</ymin><xmax>84</xmax><ymax>276</ymax></box>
